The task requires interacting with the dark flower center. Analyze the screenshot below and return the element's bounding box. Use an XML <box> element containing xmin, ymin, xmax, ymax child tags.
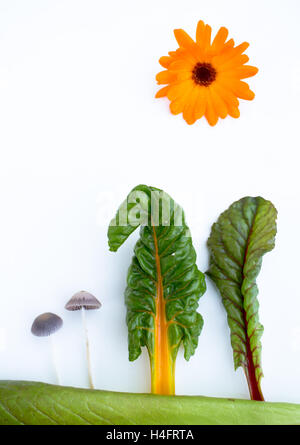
<box><xmin>192</xmin><ymin>63</ymin><xmax>217</xmax><ymax>86</ymax></box>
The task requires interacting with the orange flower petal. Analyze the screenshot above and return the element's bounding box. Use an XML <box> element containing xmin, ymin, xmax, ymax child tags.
<box><xmin>183</xmin><ymin>87</ymin><xmax>199</xmax><ymax>125</ymax></box>
<box><xmin>167</xmin><ymin>80</ymin><xmax>194</xmax><ymax>101</ymax></box>
<box><xmin>194</xmin><ymin>87</ymin><xmax>207</xmax><ymax>120</ymax></box>
<box><xmin>169</xmin><ymin>59</ymin><xmax>194</xmax><ymax>71</ymax></box>
<box><xmin>159</xmin><ymin>56</ymin><xmax>173</xmax><ymax>69</ymax></box>
<box><xmin>155</xmin><ymin>86</ymin><xmax>169</xmax><ymax>98</ymax></box>
<box><xmin>169</xmin><ymin>82</ymin><xmax>194</xmax><ymax>115</ymax></box>
<box><xmin>232</xmin><ymin>80</ymin><xmax>255</xmax><ymax>100</ymax></box>
<box><xmin>210</xmin><ymin>86</ymin><xmax>228</xmax><ymax>119</ymax></box>
<box><xmin>221</xmin><ymin>65</ymin><xmax>259</xmax><ymax>79</ymax></box>
<box><xmin>196</xmin><ymin>20</ymin><xmax>205</xmax><ymax>45</ymax></box>
<box><xmin>238</xmin><ymin>87</ymin><xmax>255</xmax><ymax>100</ymax></box>
<box><xmin>203</xmin><ymin>24</ymin><xmax>212</xmax><ymax>51</ymax></box>
<box><xmin>219</xmin><ymin>39</ymin><xmax>235</xmax><ymax>54</ymax></box>
<box><xmin>169</xmin><ymin>98</ymin><xmax>185</xmax><ymax>115</ymax></box>
<box><xmin>211</xmin><ymin>27</ymin><xmax>229</xmax><ymax>53</ymax></box>
<box><xmin>217</xmin><ymin>54</ymin><xmax>250</xmax><ymax>71</ymax></box>
<box><xmin>214</xmin><ymin>42</ymin><xmax>248</xmax><ymax>67</ymax></box>
<box><xmin>213</xmin><ymin>83</ymin><xmax>239</xmax><ymax>107</ymax></box>
<box><xmin>205</xmin><ymin>89</ymin><xmax>218</xmax><ymax>126</ymax></box>
<box><xmin>174</xmin><ymin>29</ymin><xmax>195</xmax><ymax>49</ymax></box>
<box><xmin>234</xmin><ymin>41</ymin><xmax>250</xmax><ymax>55</ymax></box>
<box><xmin>196</xmin><ymin>21</ymin><xmax>212</xmax><ymax>54</ymax></box>
<box><xmin>176</xmin><ymin>71</ymin><xmax>192</xmax><ymax>82</ymax></box>
<box><xmin>227</xmin><ymin>104</ymin><xmax>240</xmax><ymax>118</ymax></box>
<box><xmin>219</xmin><ymin>78</ymin><xmax>255</xmax><ymax>100</ymax></box>
<box><xmin>174</xmin><ymin>29</ymin><xmax>203</xmax><ymax>60</ymax></box>
<box><xmin>156</xmin><ymin>70</ymin><xmax>178</xmax><ymax>85</ymax></box>
<box><xmin>177</xmin><ymin>49</ymin><xmax>199</xmax><ymax>64</ymax></box>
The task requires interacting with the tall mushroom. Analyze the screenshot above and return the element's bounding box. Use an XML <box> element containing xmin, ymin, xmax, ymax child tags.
<box><xmin>31</xmin><ymin>312</ymin><xmax>63</xmax><ymax>384</ymax></box>
<box><xmin>65</xmin><ymin>291</ymin><xmax>101</xmax><ymax>389</ymax></box>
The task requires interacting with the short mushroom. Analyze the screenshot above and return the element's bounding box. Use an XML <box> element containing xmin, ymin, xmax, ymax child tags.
<box><xmin>31</xmin><ymin>312</ymin><xmax>63</xmax><ymax>385</ymax></box>
<box><xmin>65</xmin><ymin>291</ymin><xmax>101</xmax><ymax>389</ymax></box>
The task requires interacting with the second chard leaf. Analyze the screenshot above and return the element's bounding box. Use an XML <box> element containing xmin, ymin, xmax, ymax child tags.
<box><xmin>207</xmin><ymin>197</ymin><xmax>277</xmax><ymax>401</ymax></box>
<box><xmin>108</xmin><ymin>185</ymin><xmax>206</xmax><ymax>395</ymax></box>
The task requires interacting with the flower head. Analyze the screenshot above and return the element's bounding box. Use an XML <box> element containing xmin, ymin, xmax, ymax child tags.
<box><xmin>155</xmin><ymin>20</ymin><xmax>258</xmax><ymax>126</ymax></box>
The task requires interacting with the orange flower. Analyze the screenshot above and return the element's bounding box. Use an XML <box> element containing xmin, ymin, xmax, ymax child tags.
<box><xmin>155</xmin><ymin>20</ymin><xmax>258</xmax><ymax>126</ymax></box>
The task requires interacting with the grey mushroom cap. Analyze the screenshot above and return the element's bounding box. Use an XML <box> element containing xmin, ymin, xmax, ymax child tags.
<box><xmin>65</xmin><ymin>291</ymin><xmax>102</xmax><ymax>311</ymax></box>
<box><xmin>31</xmin><ymin>312</ymin><xmax>63</xmax><ymax>337</ymax></box>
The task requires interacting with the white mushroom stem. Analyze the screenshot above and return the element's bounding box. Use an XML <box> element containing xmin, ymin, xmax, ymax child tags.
<box><xmin>81</xmin><ymin>307</ymin><xmax>94</xmax><ymax>389</ymax></box>
<box><xmin>50</xmin><ymin>335</ymin><xmax>60</xmax><ymax>385</ymax></box>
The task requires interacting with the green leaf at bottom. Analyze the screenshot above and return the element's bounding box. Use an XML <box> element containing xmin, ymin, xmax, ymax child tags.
<box><xmin>0</xmin><ymin>381</ymin><xmax>299</xmax><ymax>425</ymax></box>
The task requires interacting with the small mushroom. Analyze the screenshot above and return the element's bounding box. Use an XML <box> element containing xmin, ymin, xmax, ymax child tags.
<box><xmin>65</xmin><ymin>291</ymin><xmax>101</xmax><ymax>389</ymax></box>
<box><xmin>31</xmin><ymin>312</ymin><xmax>63</xmax><ymax>385</ymax></box>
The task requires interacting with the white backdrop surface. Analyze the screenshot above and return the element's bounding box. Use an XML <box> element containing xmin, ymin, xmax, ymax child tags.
<box><xmin>0</xmin><ymin>0</ymin><xmax>299</xmax><ymax>403</ymax></box>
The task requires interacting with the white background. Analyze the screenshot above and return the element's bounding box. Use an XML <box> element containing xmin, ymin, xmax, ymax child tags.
<box><xmin>0</xmin><ymin>0</ymin><xmax>299</xmax><ymax>403</ymax></box>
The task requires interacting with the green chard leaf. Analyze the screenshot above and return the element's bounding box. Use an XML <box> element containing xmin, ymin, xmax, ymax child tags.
<box><xmin>1</xmin><ymin>381</ymin><xmax>300</xmax><ymax>425</ymax></box>
<box><xmin>207</xmin><ymin>196</ymin><xmax>277</xmax><ymax>401</ymax></box>
<box><xmin>108</xmin><ymin>184</ymin><xmax>206</xmax><ymax>395</ymax></box>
